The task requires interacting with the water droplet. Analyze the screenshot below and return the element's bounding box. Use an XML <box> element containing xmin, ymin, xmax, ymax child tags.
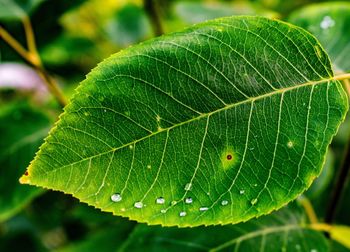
<box><xmin>184</xmin><ymin>183</ymin><xmax>192</xmax><ymax>191</ymax></box>
<box><xmin>185</xmin><ymin>197</ymin><xmax>193</xmax><ymax>204</ymax></box>
<box><xmin>156</xmin><ymin>197</ymin><xmax>165</xmax><ymax>204</ymax></box>
<box><xmin>134</xmin><ymin>202</ymin><xmax>143</xmax><ymax>208</ymax></box>
<box><xmin>253</xmin><ymin>183</ymin><xmax>257</xmax><ymax>187</ymax></box>
<box><xmin>221</xmin><ymin>200</ymin><xmax>228</xmax><ymax>206</ymax></box>
<box><xmin>171</xmin><ymin>200</ymin><xmax>177</xmax><ymax>205</ymax></box>
<box><xmin>160</xmin><ymin>209</ymin><xmax>166</xmax><ymax>213</ymax></box>
<box><xmin>104</xmin><ymin>109</ymin><xmax>107</xmax><ymax>112</ymax></box>
<box><xmin>287</xmin><ymin>141</ymin><xmax>294</xmax><ymax>148</ymax></box>
<box><xmin>84</xmin><ymin>112</ymin><xmax>89</xmax><ymax>117</ymax></box>
<box><xmin>147</xmin><ymin>165</ymin><xmax>151</xmax><ymax>169</ymax></box>
<box><xmin>199</xmin><ymin>207</ymin><xmax>209</xmax><ymax>211</ymax></box>
<box><xmin>251</xmin><ymin>198</ymin><xmax>258</xmax><ymax>205</ymax></box>
<box><xmin>310</xmin><ymin>249</ymin><xmax>317</xmax><ymax>252</ymax></box>
<box><xmin>320</xmin><ymin>16</ymin><xmax>335</xmax><ymax>29</ymax></box>
<box><xmin>129</xmin><ymin>145</ymin><xmax>133</xmax><ymax>150</ymax></box>
<box><xmin>111</xmin><ymin>193</ymin><xmax>122</xmax><ymax>202</ymax></box>
<box><xmin>239</xmin><ymin>190</ymin><xmax>245</xmax><ymax>195</ymax></box>
<box><xmin>179</xmin><ymin>211</ymin><xmax>186</xmax><ymax>217</ymax></box>
<box><xmin>120</xmin><ymin>208</ymin><xmax>126</xmax><ymax>212</ymax></box>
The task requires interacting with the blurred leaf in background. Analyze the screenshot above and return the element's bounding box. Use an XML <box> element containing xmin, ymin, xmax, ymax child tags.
<box><xmin>0</xmin><ymin>102</ymin><xmax>51</xmax><ymax>222</ymax></box>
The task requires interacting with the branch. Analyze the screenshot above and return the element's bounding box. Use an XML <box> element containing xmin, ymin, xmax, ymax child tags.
<box><xmin>144</xmin><ymin>0</ymin><xmax>164</xmax><ymax>36</ymax></box>
<box><xmin>0</xmin><ymin>23</ymin><xmax>67</xmax><ymax>107</ymax></box>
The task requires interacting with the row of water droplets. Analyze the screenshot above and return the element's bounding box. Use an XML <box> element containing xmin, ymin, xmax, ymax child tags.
<box><xmin>110</xmin><ymin>183</ymin><xmax>252</xmax><ymax>217</ymax></box>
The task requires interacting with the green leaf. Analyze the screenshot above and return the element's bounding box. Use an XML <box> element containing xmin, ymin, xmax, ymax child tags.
<box><xmin>0</xmin><ymin>0</ymin><xmax>44</xmax><ymax>21</ymax></box>
<box><xmin>21</xmin><ymin>16</ymin><xmax>348</xmax><ymax>227</ymax></box>
<box><xmin>173</xmin><ymin>1</ymin><xmax>278</xmax><ymax>25</ymax></box>
<box><xmin>0</xmin><ymin>103</ymin><xmax>50</xmax><ymax>222</ymax></box>
<box><xmin>105</xmin><ymin>4</ymin><xmax>152</xmax><ymax>48</ymax></box>
<box><xmin>56</xmin><ymin>218</ymin><xmax>135</xmax><ymax>252</ymax></box>
<box><xmin>288</xmin><ymin>2</ymin><xmax>350</xmax><ymax>73</ymax></box>
<box><xmin>119</xmin><ymin>205</ymin><xmax>329</xmax><ymax>252</ymax></box>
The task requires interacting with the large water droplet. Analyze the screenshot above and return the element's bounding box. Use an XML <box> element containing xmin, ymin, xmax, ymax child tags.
<box><xmin>221</xmin><ymin>200</ymin><xmax>228</xmax><ymax>206</ymax></box>
<box><xmin>156</xmin><ymin>197</ymin><xmax>165</xmax><ymax>204</ymax></box>
<box><xmin>320</xmin><ymin>16</ymin><xmax>335</xmax><ymax>29</ymax></box>
<box><xmin>134</xmin><ymin>202</ymin><xmax>143</xmax><ymax>208</ymax></box>
<box><xmin>185</xmin><ymin>197</ymin><xmax>193</xmax><ymax>204</ymax></box>
<box><xmin>199</xmin><ymin>207</ymin><xmax>209</xmax><ymax>211</ymax></box>
<box><xmin>179</xmin><ymin>211</ymin><xmax>186</xmax><ymax>217</ymax></box>
<box><xmin>111</xmin><ymin>193</ymin><xmax>122</xmax><ymax>202</ymax></box>
<box><xmin>184</xmin><ymin>183</ymin><xmax>192</xmax><ymax>191</ymax></box>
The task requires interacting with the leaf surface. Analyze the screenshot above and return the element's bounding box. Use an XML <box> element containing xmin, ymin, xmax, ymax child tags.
<box><xmin>288</xmin><ymin>2</ymin><xmax>350</xmax><ymax>73</ymax></box>
<box><xmin>21</xmin><ymin>16</ymin><xmax>348</xmax><ymax>227</ymax></box>
<box><xmin>0</xmin><ymin>103</ymin><xmax>50</xmax><ymax>221</ymax></box>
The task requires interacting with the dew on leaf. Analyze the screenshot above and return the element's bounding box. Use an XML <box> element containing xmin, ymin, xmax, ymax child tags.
<box><xmin>320</xmin><ymin>16</ymin><xmax>335</xmax><ymax>29</ymax></box>
<box><xmin>160</xmin><ymin>209</ymin><xmax>166</xmax><ymax>213</ymax></box>
<box><xmin>240</xmin><ymin>190</ymin><xmax>245</xmax><ymax>195</ymax></box>
<box><xmin>156</xmin><ymin>197</ymin><xmax>165</xmax><ymax>204</ymax></box>
<box><xmin>310</xmin><ymin>249</ymin><xmax>318</xmax><ymax>252</ymax></box>
<box><xmin>287</xmin><ymin>141</ymin><xmax>294</xmax><ymax>148</ymax></box>
<box><xmin>185</xmin><ymin>197</ymin><xmax>193</xmax><ymax>204</ymax></box>
<box><xmin>134</xmin><ymin>202</ymin><xmax>143</xmax><ymax>208</ymax></box>
<box><xmin>129</xmin><ymin>145</ymin><xmax>133</xmax><ymax>150</ymax></box>
<box><xmin>221</xmin><ymin>200</ymin><xmax>228</xmax><ymax>206</ymax></box>
<box><xmin>199</xmin><ymin>207</ymin><xmax>209</xmax><ymax>211</ymax></box>
<box><xmin>111</xmin><ymin>193</ymin><xmax>122</xmax><ymax>202</ymax></box>
<box><xmin>179</xmin><ymin>211</ymin><xmax>186</xmax><ymax>217</ymax></box>
<box><xmin>147</xmin><ymin>165</ymin><xmax>151</xmax><ymax>169</ymax></box>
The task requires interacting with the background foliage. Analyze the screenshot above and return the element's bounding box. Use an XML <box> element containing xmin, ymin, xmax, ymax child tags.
<box><xmin>0</xmin><ymin>0</ymin><xmax>349</xmax><ymax>251</ymax></box>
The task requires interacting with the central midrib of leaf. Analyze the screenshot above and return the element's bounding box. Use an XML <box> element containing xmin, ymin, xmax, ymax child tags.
<box><xmin>36</xmin><ymin>75</ymin><xmax>344</xmax><ymax>172</ymax></box>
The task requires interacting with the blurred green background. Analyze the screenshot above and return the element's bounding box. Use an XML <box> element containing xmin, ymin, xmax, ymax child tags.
<box><xmin>0</xmin><ymin>0</ymin><xmax>349</xmax><ymax>251</ymax></box>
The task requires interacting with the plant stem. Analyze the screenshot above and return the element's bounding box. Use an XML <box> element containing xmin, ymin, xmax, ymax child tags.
<box><xmin>298</xmin><ymin>196</ymin><xmax>318</xmax><ymax>224</ymax></box>
<box><xmin>0</xmin><ymin>25</ymin><xmax>30</xmax><ymax>61</ymax></box>
<box><xmin>0</xmin><ymin>23</ymin><xmax>67</xmax><ymax>107</ymax></box>
<box><xmin>144</xmin><ymin>0</ymin><xmax>164</xmax><ymax>36</ymax></box>
<box><xmin>325</xmin><ymin>140</ymin><xmax>350</xmax><ymax>224</ymax></box>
